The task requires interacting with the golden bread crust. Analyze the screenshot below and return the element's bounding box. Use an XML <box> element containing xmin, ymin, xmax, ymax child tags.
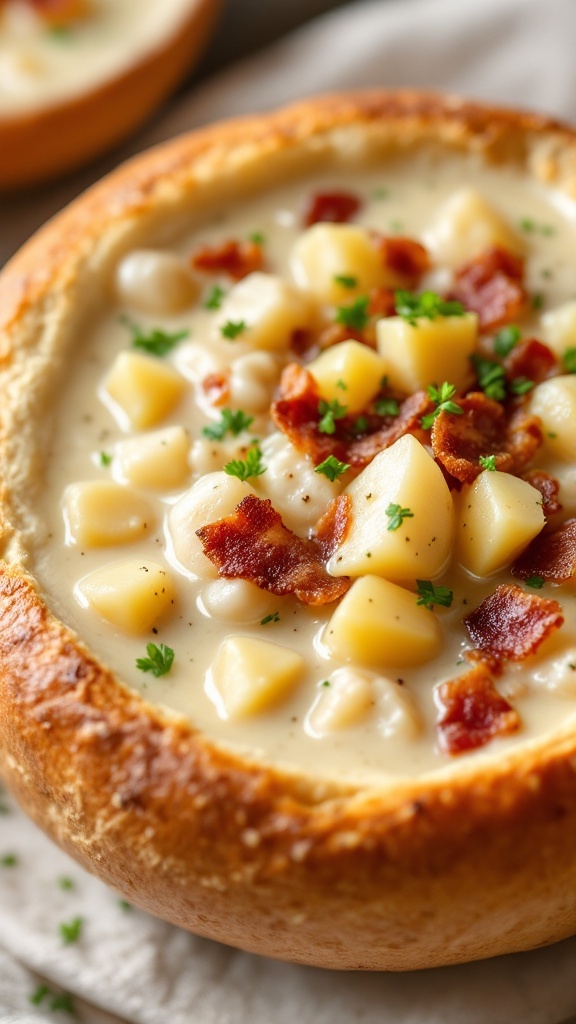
<box><xmin>2</xmin><ymin>91</ymin><xmax>576</xmax><ymax>969</ymax></box>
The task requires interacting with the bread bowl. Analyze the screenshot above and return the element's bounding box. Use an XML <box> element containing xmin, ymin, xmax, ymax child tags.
<box><xmin>2</xmin><ymin>90</ymin><xmax>576</xmax><ymax>971</ymax></box>
<box><xmin>0</xmin><ymin>0</ymin><xmax>221</xmax><ymax>188</ymax></box>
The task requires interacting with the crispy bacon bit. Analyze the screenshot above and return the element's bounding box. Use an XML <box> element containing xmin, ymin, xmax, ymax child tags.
<box><xmin>431</xmin><ymin>392</ymin><xmax>541</xmax><ymax>484</ymax></box>
<box><xmin>451</xmin><ymin>246</ymin><xmax>527</xmax><ymax>331</ymax></box>
<box><xmin>315</xmin><ymin>323</ymin><xmax>375</xmax><ymax>353</ymax></box>
<box><xmin>504</xmin><ymin>338</ymin><xmax>558</xmax><ymax>384</ymax></box>
<box><xmin>313</xmin><ymin>495</ymin><xmax>352</xmax><ymax>560</ymax></box>
<box><xmin>303</xmin><ymin>191</ymin><xmax>361</xmax><ymax>227</ymax></box>
<box><xmin>191</xmin><ymin>240</ymin><xmax>264</xmax><ymax>281</ymax></box>
<box><xmin>464</xmin><ymin>584</ymin><xmax>563</xmax><ymax>667</ymax></box>
<box><xmin>270</xmin><ymin>363</ymin><xmax>429</xmax><ymax>469</ymax></box>
<box><xmin>512</xmin><ymin>518</ymin><xmax>576</xmax><ymax>583</ymax></box>
<box><xmin>202</xmin><ymin>372</ymin><xmax>229</xmax><ymax>406</ymax></box>
<box><xmin>196</xmin><ymin>494</ymin><xmax>350</xmax><ymax>606</ymax></box>
<box><xmin>436</xmin><ymin>664</ymin><xmax>520</xmax><ymax>755</ymax></box>
<box><xmin>522</xmin><ymin>469</ymin><xmax>562</xmax><ymax>517</ymax></box>
<box><xmin>368</xmin><ymin>287</ymin><xmax>397</xmax><ymax>318</ymax></box>
<box><xmin>372</xmin><ymin>235</ymin><xmax>430</xmax><ymax>287</ymax></box>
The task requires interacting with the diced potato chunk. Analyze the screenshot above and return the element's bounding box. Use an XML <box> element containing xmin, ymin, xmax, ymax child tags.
<box><xmin>213</xmin><ymin>272</ymin><xmax>312</xmax><ymax>353</ymax></box>
<box><xmin>376</xmin><ymin>312</ymin><xmax>478</xmax><ymax>393</ymax></box>
<box><xmin>541</xmin><ymin>301</ymin><xmax>576</xmax><ymax>358</ymax></box>
<box><xmin>114</xmin><ymin>426</ymin><xmax>190</xmax><ymax>490</ymax></box>
<box><xmin>323</xmin><ymin>576</ymin><xmax>442</xmax><ymax>668</ymax></box>
<box><xmin>456</xmin><ymin>471</ymin><xmax>545</xmax><ymax>577</ymax></box>
<box><xmin>168</xmin><ymin>471</ymin><xmax>257</xmax><ymax>579</ymax></box>
<box><xmin>526</xmin><ymin>375</ymin><xmax>576</xmax><ymax>461</ymax></box>
<box><xmin>115</xmin><ymin>249</ymin><xmax>197</xmax><ymax>315</ymax></box>
<box><xmin>426</xmin><ymin>188</ymin><xmax>525</xmax><ymax>267</ymax></box>
<box><xmin>76</xmin><ymin>558</ymin><xmax>174</xmax><ymax>633</ymax></box>
<box><xmin>307</xmin><ymin>341</ymin><xmax>387</xmax><ymax>413</ymax></box>
<box><xmin>103</xmin><ymin>351</ymin><xmax>186</xmax><ymax>430</ymax></box>
<box><xmin>327</xmin><ymin>435</ymin><xmax>454</xmax><ymax>581</ymax></box>
<box><xmin>63</xmin><ymin>481</ymin><xmax>154</xmax><ymax>547</ymax></box>
<box><xmin>291</xmin><ymin>223</ymin><xmax>391</xmax><ymax>305</ymax></box>
<box><xmin>307</xmin><ymin>667</ymin><xmax>375</xmax><ymax>733</ymax></box>
<box><xmin>210</xmin><ymin>637</ymin><xmax>305</xmax><ymax>719</ymax></box>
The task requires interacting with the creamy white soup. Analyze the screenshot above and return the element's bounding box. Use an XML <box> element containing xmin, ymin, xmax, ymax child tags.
<box><xmin>0</xmin><ymin>0</ymin><xmax>197</xmax><ymax>115</ymax></box>
<box><xmin>33</xmin><ymin>156</ymin><xmax>576</xmax><ymax>784</ymax></box>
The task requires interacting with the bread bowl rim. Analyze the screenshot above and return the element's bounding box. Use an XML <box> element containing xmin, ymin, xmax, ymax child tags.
<box><xmin>2</xmin><ymin>89</ymin><xmax>576</xmax><ymax>970</ymax></box>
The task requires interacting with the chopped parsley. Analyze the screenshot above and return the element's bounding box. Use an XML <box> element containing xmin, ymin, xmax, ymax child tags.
<box><xmin>59</xmin><ymin>916</ymin><xmax>84</xmax><ymax>945</ymax></box>
<box><xmin>50</xmin><ymin>993</ymin><xmax>76</xmax><ymax>1015</ymax></box>
<box><xmin>493</xmin><ymin>324</ymin><xmax>521</xmax><ymax>357</ymax></box>
<box><xmin>249</xmin><ymin>231</ymin><xmax>266</xmax><ymax>245</ymax></box>
<box><xmin>395</xmin><ymin>289</ymin><xmax>465</xmax><ymax>326</ymax></box>
<box><xmin>385</xmin><ymin>503</ymin><xmax>414</xmax><ymax>531</ymax></box>
<box><xmin>374</xmin><ymin>397</ymin><xmax>400</xmax><ymax>417</ymax></box>
<box><xmin>334</xmin><ymin>295</ymin><xmax>370</xmax><ymax>331</ymax></box>
<box><xmin>320</xmin><ymin>679</ymin><xmax>331</xmax><ymax>687</ymax></box>
<box><xmin>519</xmin><ymin>217</ymin><xmax>556</xmax><ymax>236</ymax></box>
<box><xmin>204</xmin><ymin>284</ymin><xmax>226</xmax><ymax>310</ymax></box>
<box><xmin>525</xmin><ymin>575</ymin><xmax>545</xmax><ymax>589</ymax></box>
<box><xmin>353</xmin><ymin>415</ymin><xmax>368</xmax><ymax>434</ymax></box>
<box><xmin>1</xmin><ymin>853</ymin><xmax>17</xmax><ymax>867</ymax></box>
<box><xmin>509</xmin><ymin>376</ymin><xmax>535</xmax><ymax>396</ymax></box>
<box><xmin>224</xmin><ymin>446</ymin><xmax>266</xmax><ymax>481</ymax></box>
<box><xmin>30</xmin><ymin>985</ymin><xmax>51</xmax><ymax>1006</ymax></box>
<box><xmin>99</xmin><ymin>451</ymin><xmax>112</xmax><ymax>467</ymax></box>
<box><xmin>120</xmin><ymin>315</ymin><xmax>188</xmax><ymax>356</ymax></box>
<box><xmin>136</xmin><ymin>643</ymin><xmax>175</xmax><ymax>678</ymax></box>
<box><xmin>58</xmin><ymin>876</ymin><xmax>75</xmax><ymax>891</ymax></box>
<box><xmin>564</xmin><ymin>347</ymin><xmax>576</xmax><ymax>374</ymax></box>
<box><xmin>336</xmin><ymin>378</ymin><xmax>348</xmax><ymax>390</ymax></box>
<box><xmin>333</xmin><ymin>274</ymin><xmax>358</xmax><ymax>289</ymax></box>
<box><xmin>532</xmin><ymin>293</ymin><xmax>544</xmax><ymax>310</ymax></box>
<box><xmin>421</xmin><ymin>382</ymin><xmax>463</xmax><ymax>430</ymax></box>
<box><xmin>220</xmin><ymin>319</ymin><xmax>247</xmax><ymax>340</ymax></box>
<box><xmin>260</xmin><ymin>612</ymin><xmax>280</xmax><ymax>625</ymax></box>
<box><xmin>315</xmin><ymin>454</ymin><xmax>351</xmax><ymax>481</ymax></box>
<box><xmin>415</xmin><ymin>580</ymin><xmax>454</xmax><ymax>609</ymax></box>
<box><xmin>202</xmin><ymin>408</ymin><xmax>254</xmax><ymax>440</ymax></box>
<box><xmin>479</xmin><ymin>454</ymin><xmax>497</xmax><ymax>472</ymax></box>
<box><xmin>470</xmin><ymin>355</ymin><xmax>507</xmax><ymax>401</ymax></box>
<box><xmin>318</xmin><ymin>398</ymin><xmax>348</xmax><ymax>434</ymax></box>
<box><xmin>118</xmin><ymin>899</ymin><xmax>132</xmax><ymax>912</ymax></box>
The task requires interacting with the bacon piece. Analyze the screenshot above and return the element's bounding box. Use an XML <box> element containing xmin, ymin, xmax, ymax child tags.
<box><xmin>451</xmin><ymin>246</ymin><xmax>527</xmax><ymax>331</ymax></box>
<box><xmin>191</xmin><ymin>240</ymin><xmax>264</xmax><ymax>281</ymax></box>
<box><xmin>372</xmin><ymin>235</ymin><xmax>430</xmax><ymax>287</ymax></box>
<box><xmin>270</xmin><ymin>363</ymin><xmax>429</xmax><ymax>469</ymax></box>
<box><xmin>522</xmin><ymin>469</ymin><xmax>562</xmax><ymax>518</ymax></box>
<box><xmin>504</xmin><ymin>338</ymin><xmax>558</xmax><ymax>384</ymax></box>
<box><xmin>431</xmin><ymin>392</ymin><xmax>542</xmax><ymax>484</ymax></box>
<box><xmin>303</xmin><ymin>191</ymin><xmax>361</xmax><ymax>227</ymax></box>
<box><xmin>436</xmin><ymin>664</ymin><xmax>520</xmax><ymax>755</ymax></box>
<box><xmin>201</xmin><ymin>372</ymin><xmax>229</xmax><ymax>406</ymax></box>
<box><xmin>196</xmin><ymin>495</ymin><xmax>350</xmax><ymax>606</ymax></box>
<box><xmin>315</xmin><ymin>323</ymin><xmax>374</xmax><ymax>353</ymax></box>
<box><xmin>464</xmin><ymin>584</ymin><xmax>563</xmax><ymax>667</ymax></box>
<box><xmin>368</xmin><ymin>287</ymin><xmax>397</xmax><ymax>318</ymax></box>
<box><xmin>512</xmin><ymin>518</ymin><xmax>576</xmax><ymax>583</ymax></box>
<box><xmin>313</xmin><ymin>495</ymin><xmax>352</xmax><ymax>560</ymax></box>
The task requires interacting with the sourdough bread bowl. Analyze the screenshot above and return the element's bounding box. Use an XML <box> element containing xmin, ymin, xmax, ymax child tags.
<box><xmin>0</xmin><ymin>0</ymin><xmax>221</xmax><ymax>189</ymax></box>
<box><xmin>2</xmin><ymin>91</ymin><xmax>576</xmax><ymax>971</ymax></box>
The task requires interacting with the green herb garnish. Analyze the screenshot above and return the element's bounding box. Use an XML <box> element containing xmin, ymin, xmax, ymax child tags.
<box><xmin>415</xmin><ymin>580</ymin><xmax>454</xmax><ymax>609</ymax></box>
<box><xmin>315</xmin><ymin>454</ymin><xmax>351</xmax><ymax>481</ymax></box>
<box><xmin>333</xmin><ymin>274</ymin><xmax>358</xmax><ymax>289</ymax></box>
<box><xmin>493</xmin><ymin>324</ymin><xmax>521</xmax><ymax>357</ymax></box>
<box><xmin>249</xmin><ymin>232</ymin><xmax>265</xmax><ymax>245</ymax></box>
<box><xmin>395</xmin><ymin>290</ymin><xmax>465</xmax><ymax>326</ymax></box>
<box><xmin>220</xmin><ymin>319</ymin><xmax>246</xmax><ymax>340</ymax></box>
<box><xmin>202</xmin><ymin>408</ymin><xmax>254</xmax><ymax>440</ymax></box>
<box><xmin>385</xmin><ymin>503</ymin><xmax>414</xmax><ymax>531</ymax></box>
<box><xmin>260</xmin><ymin>612</ymin><xmax>280</xmax><ymax>625</ymax></box>
<box><xmin>136</xmin><ymin>643</ymin><xmax>175</xmax><ymax>678</ymax></box>
<box><xmin>509</xmin><ymin>376</ymin><xmax>535</xmax><ymax>396</ymax></box>
<box><xmin>374</xmin><ymin>397</ymin><xmax>400</xmax><ymax>417</ymax></box>
<box><xmin>58</xmin><ymin>877</ymin><xmax>75</xmax><ymax>891</ymax></box>
<box><xmin>318</xmin><ymin>398</ymin><xmax>348</xmax><ymax>434</ymax></box>
<box><xmin>204</xmin><ymin>284</ymin><xmax>226</xmax><ymax>310</ymax></box>
<box><xmin>334</xmin><ymin>295</ymin><xmax>370</xmax><ymax>331</ymax></box>
<box><xmin>564</xmin><ymin>347</ymin><xmax>576</xmax><ymax>374</ymax></box>
<box><xmin>99</xmin><ymin>451</ymin><xmax>112</xmax><ymax>467</ymax></box>
<box><xmin>224</xmin><ymin>446</ymin><xmax>266</xmax><ymax>481</ymax></box>
<box><xmin>525</xmin><ymin>575</ymin><xmax>545</xmax><ymax>589</ymax></box>
<box><xmin>479</xmin><ymin>455</ymin><xmax>497</xmax><ymax>472</ymax></box>
<box><xmin>421</xmin><ymin>382</ymin><xmax>463</xmax><ymax>430</ymax></box>
<box><xmin>470</xmin><ymin>355</ymin><xmax>507</xmax><ymax>401</ymax></box>
<box><xmin>59</xmin><ymin>916</ymin><xmax>84</xmax><ymax>945</ymax></box>
<box><xmin>120</xmin><ymin>315</ymin><xmax>188</xmax><ymax>356</ymax></box>
<box><xmin>1</xmin><ymin>853</ymin><xmax>17</xmax><ymax>867</ymax></box>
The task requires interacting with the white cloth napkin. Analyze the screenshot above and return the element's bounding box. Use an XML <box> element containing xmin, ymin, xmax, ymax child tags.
<box><xmin>3</xmin><ymin>0</ymin><xmax>576</xmax><ymax>1020</ymax></box>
